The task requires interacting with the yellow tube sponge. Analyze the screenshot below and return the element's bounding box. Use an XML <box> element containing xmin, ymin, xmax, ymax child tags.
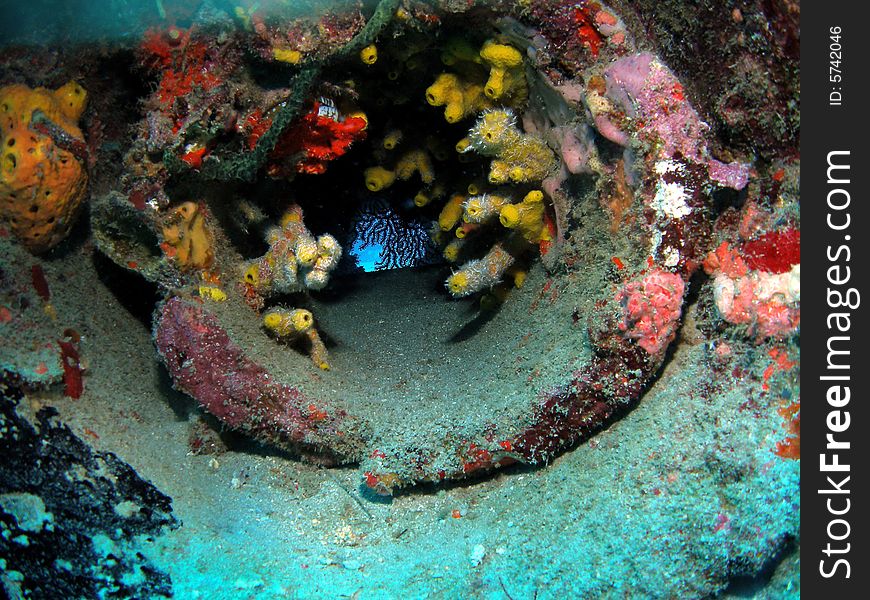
<box><xmin>273</xmin><ymin>47</ymin><xmax>303</xmax><ymax>64</ymax></box>
<box><xmin>442</xmin><ymin>238</ymin><xmax>465</xmax><ymax>262</ymax></box>
<box><xmin>480</xmin><ymin>40</ymin><xmax>529</xmax><ymax>108</ymax></box>
<box><xmin>499</xmin><ymin>190</ymin><xmax>551</xmax><ymax>244</ymax></box>
<box><xmin>364</xmin><ymin>166</ymin><xmax>397</xmax><ymax>191</ymax></box>
<box><xmin>360</xmin><ymin>44</ymin><xmax>378</xmax><ymax>65</ymax></box>
<box><xmin>0</xmin><ymin>81</ymin><xmax>89</xmax><ymax>253</ymax></box>
<box><xmin>446</xmin><ymin>241</ymin><xmax>516</xmax><ymax>298</ymax></box>
<box><xmin>304</xmin><ymin>234</ymin><xmax>342</xmax><ymax>290</ymax></box>
<box><xmin>395</xmin><ymin>149</ymin><xmax>435</xmax><ymax>185</ymax></box>
<box><xmin>462</xmin><ymin>193</ymin><xmax>510</xmax><ymax>223</ymax></box>
<box><xmin>438</xmin><ymin>194</ymin><xmax>466</xmax><ymax>232</ymax></box>
<box><xmin>244</xmin><ymin>204</ymin><xmax>340</xmax><ymax>296</ymax></box>
<box><xmin>425</xmin><ymin>73</ymin><xmax>491</xmax><ymax>124</ymax></box>
<box><xmin>479</xmin><ymin>40</ymin><xmax>527</xmax><ymax>105</ymax></box>
<box><xmin>383</xmin><ymin>129</ymin><xmax>403</xmax><ymax>150</ymax></box>
<box><xmin>465</xmin><ymin>109</ymin><xmax>558</xmax><ymax>184</ymax></box>
<box><xmin>263</xmin><ymin>307</ymin><xmax>331</xmax><ymax>370</ymax></box>
<box><xmin>414</xmin><ymin>182</ymin><xmax>445</xmax><ymax>208</ymax></box>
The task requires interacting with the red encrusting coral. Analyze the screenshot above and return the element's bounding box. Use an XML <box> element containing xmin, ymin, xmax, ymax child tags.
<box><xmin>572</xmin><ymin>2</ymin><xmax>604</xmax><ymax>57</ymax></box>
<box><xmin>58</xmin><ymin>329</ymin><xmax>83</xmax><ymax>399</ymax></box>
<box><xmin>741</xmin><ymin>229</ymin><xmax>800</xmax><ymax>274</ymax></box>
<box><xmin>703</xmin><ymin>238</ymin><xmax>800</xmax><ymax>340</ymax></box>
<box><xmin>616</xmin><ymin>269</ymin><xmax>686</xmax><ymax>355</ymax></box>
<box><xmin>139</xmin><ymin>27</ymin><xmax>223</xmax><ymax>126</ymax></box>
<box><xmin>30</xmin><ymin>265</ymin><xmax>51</xmax><ymax>301</ymax></box>
<box><xmin>263</xmin><ymin>101</ymin><xmax>368</xmax><ymax>178</ymax></box>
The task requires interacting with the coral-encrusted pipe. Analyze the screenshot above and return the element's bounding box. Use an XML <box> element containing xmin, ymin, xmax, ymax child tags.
<box><xmin>154</xmin><ymin>296</ymin><xmax>368</xmax><ymax>463</ymax></box>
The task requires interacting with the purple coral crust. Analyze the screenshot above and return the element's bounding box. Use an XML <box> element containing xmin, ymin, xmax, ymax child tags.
<box><xmin>604</xmin><ymin>52</ymin><xmax>750</xmax><ymax>189</ymax></box>
<box><xmin>154</xmin><ymin>296</ymin><xmax>367</xmax><ymax>463</ymax></box>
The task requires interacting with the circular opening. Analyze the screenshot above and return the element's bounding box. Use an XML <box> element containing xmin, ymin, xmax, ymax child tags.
<box><xmin>153</xmin><ymin>18</ymin><xmax>609</xmax><ymax>489</ymax></box>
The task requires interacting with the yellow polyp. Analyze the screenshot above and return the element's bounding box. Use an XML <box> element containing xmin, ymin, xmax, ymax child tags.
<box><xmin>414</xmin><ymin>192</ymin><xmax>431</xmax><ymax>207</ymax></box>
<box><xmin>456</xmin><ymin>137</ymin><xmax>472</xmax><ymax>153</ymax></box>
<box><xmin>53</xmin><ymin>81</ymin><xmax>88</xmax><ymax>121</ymax></box>
<box><xmin>273</xmin><ymin>47</ymin><xmax>303</xmax><ymax>64</ymax></box>
<box><xmin>447</xmin><ymin>272</ymin><xmax>469</xmax><ymax>295</ymax></box>
<box><xmin>306</xmin><ymin>328</ymin><xmax>330</xmax><ymax>370</ymax></box>
<box><xmin>499</xmin><ymin>204</ymin><xmax>521</xmax><ymax>228</ymax></box>
<box><xmin>438</xmin><ymin>194</ymin><xmax>465</xmax><ymax>231</ymax></box>
<box><xmin>383</xmin><ymin>129</ymin><xmax>403</xmax><ymax>150</ymax></box>
<box><xmin>264</xmin><ymin>307</ymin><xmax>314</xmax><ymax>338</ymax></box>
<box><xmin>466</xmin><ymin>179</ymin><xmax>484</xmax><ymax>195</ymax></box>
<box><xmin>291</xmin><ymin>308</ymin><xmax>314</xmax><ymax>332</ymax></box>
<box><xmin>443</xmin><ymin>239</ymin><xmax>463</xmax><ymax>262</ymax></box>
<box><xmin>511</xmin><ymin>268</ymin><xmax>527</xmax><ymax>288</ymax></box>
<box><xmin>524</xmin><ymin>190</ymin><xmax>544</xmax><ymax>203</ymax></box>
<box><xmin>243</xmin><ymin>264</ymin><xmax>260</xmax><ymax>286</ymax></box>
<box><xmin>509</xmin><ymin>166</ymin><xmax>526</xmax><ymax>182</ymax></box>
<box><xmin>198</xmin><ymin>285</ymin><xmax>227</xmax><ymax>302</ymax></box>
<box><xmin>360</xmin><ymin>44</ymin><xmax>378</xmax><ymax>65</ymax></box>
<box><xmin>280</xmin><ymin>206</ymin><xmax>303</xmax><ymax>227</ymax></box>
<box><xmin>488</xmin><ymin>161</ymin><xmax>511</xmax><ymax>184</ymax></box>
<box><xmin>395</xmin><ymin>149</ymin><xmax>435</xmax><ymax>185</ymax></box>
<box><xmin>364</xmin><ymin>166</ymin><xmax>396</xmax><ymax>191</ymax></box>
<box><xmin>263</xmin><ymin>311</ymin><xmax>288</xmax><ymax>335</ymax></box>
<box><xmin>296</xmin><ymin>240</ymin><xmax>318</xmax><ymax>267</ymax></box>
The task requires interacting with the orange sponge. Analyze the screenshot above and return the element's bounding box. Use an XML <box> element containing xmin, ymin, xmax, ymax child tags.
<box><xmin>0</xmin><ymin>81</ymin><xmax>89</xmax><ymax>253</ymax></box>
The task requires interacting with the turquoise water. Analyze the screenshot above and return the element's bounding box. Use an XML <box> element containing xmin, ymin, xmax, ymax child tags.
<box><xmin>0</xmin><ymin>1</ymin><xmax>800</xmax><ymax>597</ymax></box>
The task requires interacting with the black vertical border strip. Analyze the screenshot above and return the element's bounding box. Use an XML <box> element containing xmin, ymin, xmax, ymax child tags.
<box><xmin>803</xmin><ymin>2</ymin><xmax>870</xmax><ymax>595</ymax></box>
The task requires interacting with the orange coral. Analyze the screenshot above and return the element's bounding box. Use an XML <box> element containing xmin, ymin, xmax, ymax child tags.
<box><xmin>0</xmin><ymin>81</ymin><xmax>89</xmax><ymax>253</ymax></box>
<box><xmin>160</xmin><ymin>202</ymin><xmax>214</xmax><ymax>270</ymax></box>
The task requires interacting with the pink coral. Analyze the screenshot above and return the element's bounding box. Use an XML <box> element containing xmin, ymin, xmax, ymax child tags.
<box><xmin>602</xmin><ymin>52</ymin><xmax>750</xmax><ymax>189</ymax></box>
<box><xmin>704</xmin><ymin>242</ymin><xmax>800</xmax><ymax>339</ymax></box>
<box><xmin>616</xmin><ymin>269</ymin><xmax>686</xmax><ymax>355</ymax></box>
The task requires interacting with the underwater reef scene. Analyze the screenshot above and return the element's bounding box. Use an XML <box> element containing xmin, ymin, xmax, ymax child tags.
<box><xmin>0</xmin><ymin>0</ymin><xmax>799</xmax><ymax>597</ymax></box>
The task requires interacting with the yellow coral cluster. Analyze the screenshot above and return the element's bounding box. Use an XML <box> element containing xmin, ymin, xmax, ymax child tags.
<box><xmin>445</xmin><ymin>241</ymin><xmax>516</xmax><ymax>297</ymax></box>
<box><xmin>161</xmin><ymin>201</ymin><xmax>215</xmax><ymax>270</ymax></box>
<box><xmin>0</xmin><ymin>81</ymin><xmax>89</xmax><ymax>253</ymax></box>
<box><xmin>425</xmin><ymin>39</ymin><xmax>528</xmax><ymax>125</ymax></box>
<box><xmin>479</xmin><ymin>41</ymin><xmax>528</xmax><ymax>105</ymax></box>
<box><xmin>499</xmin><ymin>190</ymin><xmax>551</xmax><ymax>244</ymax></box>
<box><xmin>243</xmin><ymin>204</ymin><xmax>341</xmax><ymax>295</ymax></box>
<box><xmin>425</xmin><ymin>73</ymin><xmax>491</xmax><ymax>124</ymax></box>
<box><xmin>363</xmin><ymin>148</ymin><xmax>435</xmax><ymax>193</ymax></box>
<box><xmin>437</xmin><ymin>188</ymin><xmax>549</xmax><ymax>297</ymax></box>
<box><xmin>461</xmin><ymin>108</ymin><xmax>558</xmax><ymax>184</ymax></box>
<box><xmin>263</xmin><ymin>306</ymin><xmax>331</xmax><ymax>370</ymax></box>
